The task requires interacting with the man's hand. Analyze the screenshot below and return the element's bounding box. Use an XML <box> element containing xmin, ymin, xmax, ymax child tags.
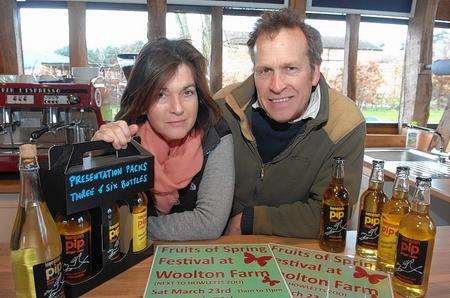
<box><xmin>225</xmin><ymin>213</ymin><xmax>243</xmax><ymax>235</ymax></box>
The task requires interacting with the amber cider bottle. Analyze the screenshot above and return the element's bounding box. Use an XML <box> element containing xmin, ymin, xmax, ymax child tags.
<box><xmin>356</xmin><ymin>160</ymin><xmax>387</xmax><ymax>260</ymax></box>
<box><xmin>131</xmin><ymin>193</ymin><xmax>148</xmax><ymax>252</ymax></box>
<box><xmin>10</xmin><ymin>144</ymin><xmax>64</xmax><ymax>297</ymax></box>
<box><xmin>319</xmin><ymin>157</ymin><xmax>350</xmax><ymax>253</ymax></box>
<box><xmin>55</xmin><ymin>211</ymin><xmax>91</xmax><ymax>283</ymax></box>
<box><xmin>107</xmin><ymin>203</ymin><xmax>121</xmax><ymax>261</ymax></box>
<box><xmin>377</xmin><ymin>166</ymin><xmax>411</xmax><ymax>272</ymax></box>
<box><xmin>393</xmin><ymin>177</ymin><xmax>436</xmax><ymax>297</ymax></box>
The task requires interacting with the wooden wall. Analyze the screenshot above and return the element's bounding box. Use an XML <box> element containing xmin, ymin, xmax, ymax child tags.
<box><xmin>0</xmin><ymin>0</ymin><xmax>23</xmax><ymax>75</ymax></box>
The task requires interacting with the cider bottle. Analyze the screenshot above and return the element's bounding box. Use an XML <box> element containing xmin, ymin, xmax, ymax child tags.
<box><xmin>319</xmin><ymin>157</ymin><xmax>350</xmax><ymax>253</ymax></box>
<box><xmin>377</xmin><ymin>166</ymin><xmax>411</xmax><ymax>272</ymax></box>
<box><xmin>356</xmin><ymin>160</ymin><xmax>387</xmax><ymax>260</ymax></box>
<box><xmin>10</xmin><ymin>144</ymin><xmax>64</xmax><ymax>297</ymax></box>
<box><xmin>56</xmin><ymin>211</ymin><xmax>91</xmax><ymax>283</ymax></box>
<box><xmin>107</xmin><ymin>203</ymin><xmax>121</xmax><ymax>261</ymax></box>
<box><xmin>131</xmin><ymin>193</ymin><xmax>148</xmax><ymax>252</ymax></box>
<box><xmin>393</xmin><ymin>177</ymin><xmax>436</xmax><ymax>297</ymax></box>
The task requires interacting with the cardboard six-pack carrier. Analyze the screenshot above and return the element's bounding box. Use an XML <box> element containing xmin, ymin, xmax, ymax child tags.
<box><xmin>39</xmin><ymin>139</ymin><xmax>154</xmax><ymax>297</ymax></box>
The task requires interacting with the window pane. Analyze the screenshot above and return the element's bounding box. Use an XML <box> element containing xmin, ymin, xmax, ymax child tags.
<box><xmin>86</xmin><ymin>9</ymin><xmax>147</xmax><ymax>121</ymax></box>
<box><xmin>430</xmin><ymin>27</ymin><xmax>449</xmax><ymax>124</ymax></box>
<box><xmin>306</xmin><ymin>19</ymin><xmax>346</xmax><ymax>91</ymax></box>
<box><xmin>222</xmin><ymin>15</ymin><xmax>259</xmax><ymax>86</ymax></box>
<box><xmin>167</xmin><ymin>12</ymin><xmax>211</xmax><ymax>62</ymax></box>
<box><xmin>357</xmin><ymin>22</ymin><xmax>407</xmax><ymax>123</ymax></box>
<box><xmin>20</xmin><ymin>8</ymin><xmax>69</xmax><ymax>76</ymax></box>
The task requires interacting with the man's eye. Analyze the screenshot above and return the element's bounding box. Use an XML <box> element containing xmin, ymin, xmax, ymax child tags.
<box><xmin>287</xmin><ymin>66</ymin><xmax>298</xmax><ymax>72</ymax></box>
<box><xmin>257</xmin><ymin>68</ymin><xmax>271</xmax><ymax>75</ymax></box>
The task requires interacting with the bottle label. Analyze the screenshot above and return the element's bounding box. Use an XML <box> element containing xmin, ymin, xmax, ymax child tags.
<box><xmin>378</xmin><ymin>215</ymin><xmax>400</xmax><ymax>261</ymax></box>
<box><xmin>108</xmin><ymin>222</ymin><xmax>120</xmax><ymax>260</ymax></box>
<box><xmin>32</xmin><ymin>255</ymin><xmax>64</xmax><ymax>298</ymax></box>
<box><xmin>322</xmin><ymin>205</ymin><xmax>348</xmax><ymax>243</ymax></box>
<box><xmin>357</xmin><ymin>210</ymin><xmax>381</xmax><ymax>248</ymax></box>
<box><xmin>61</xmin><ymin>231</ymin><xmax>90</xmax><ymax>281</ymax></box>
<box><xmin>132</xmin><ymin>210</ymin><xmax>148</xmax><ymax>252</ymax></box>
<box><xmin>394</xmin><ymin>234</ymin><xmax>429</xmax><ymax>285</ymax></box>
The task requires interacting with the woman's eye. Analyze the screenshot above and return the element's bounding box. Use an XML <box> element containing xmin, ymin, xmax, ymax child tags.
<box><xmin>184</xmin><ymin>89</ymin><xmax>196</xmax><ymax>97</ymax></box>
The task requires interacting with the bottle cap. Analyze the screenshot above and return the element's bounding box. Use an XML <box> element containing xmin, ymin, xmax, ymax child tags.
<box><xmin>396</xmin><ymin>166</ymin><xmax>410</xmax><ymax>174</ymax></box>
<box><xmin>416</xmin><ymin>176</ymin><xmax>432</xmax><ymax>183</ymax></box>
<box><xmin>19</xmin><ymin>144</ymin><xmax>37</xmax><ymax>159</ymax></box>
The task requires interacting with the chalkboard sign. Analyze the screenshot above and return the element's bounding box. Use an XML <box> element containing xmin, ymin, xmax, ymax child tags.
<box><xmin>307</xmin><ymin>0</ymin><xmax>413</xmax><ymax>17</ymax></box>
<box><xmin>41</xmin><ymin>140</ymin><xmax>154</xmax><ymax>215</ymax></box>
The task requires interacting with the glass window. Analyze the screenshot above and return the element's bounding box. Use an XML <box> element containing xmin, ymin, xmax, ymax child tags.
<box><xmin>430</xmin><ymin>27</ymin><xmax>449</xmax><ymax>124</ymax></box>
<box><xmin>20</xmin><ymin>8</ymin><xmax>69</xmax><ymax>76</ymax></box>
<box><xmin>356</xmin><ymin>22</ymin><xmax>407</xmax><ymax>123</ymax></box>
<box><xmin>222</xmin><ymin>15</ymin><xmax>259</xmax><ymax>86</ymax></box>
<box><xmin>86</xmin><ymin>9</ymin><xmax>147</xmax><ymax>121</ymax></box>
<box><xmin>167</xmin><ymin>12</ymin><xmax>211</xmax><ymax>62</ymax></box>
<box><xmin>306</xmin><ymin>19</ymin><xmax>346</xmax><ymax>91</ymax></box>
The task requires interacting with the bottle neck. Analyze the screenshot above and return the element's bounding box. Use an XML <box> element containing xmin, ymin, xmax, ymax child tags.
<box><xmin>392</xmin><ymin>174</ymin><xmax>409</xmax><ymax>198</ymax></box>
<box><xmin>411</xmin><ymin>182</ymin><xmax>431</xmax><ymax>214</ymax></box>
<box><xmin>332</xmin><ymin>162</ymin><xmax>345</xmax><ymax>185</ymax></box>
<box><xmin>19</xmin><ymin>162</ymin><xmax>42</xmax><ymax>208</ymax></box>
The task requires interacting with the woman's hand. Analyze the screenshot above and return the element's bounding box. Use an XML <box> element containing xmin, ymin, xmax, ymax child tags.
<box><xmin>92</xmin><ymin>120</ymin><xmax>139</xmax><ymax>150</ymax></box>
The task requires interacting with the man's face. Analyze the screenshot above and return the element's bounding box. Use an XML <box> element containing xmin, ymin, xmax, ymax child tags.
<box><xmin>253</xmin><ymin>27</ymin><xmax>320</xmax><ymax>123</ymax></box>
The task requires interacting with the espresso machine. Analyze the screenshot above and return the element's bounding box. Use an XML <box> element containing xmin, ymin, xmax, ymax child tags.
<box><xmin>0</xmin><ymin>82</ymin><xmax>105</xmax><ymax>172</ymax></box>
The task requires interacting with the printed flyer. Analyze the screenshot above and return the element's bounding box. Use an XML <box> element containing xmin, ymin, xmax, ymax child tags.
<box><xmin>144</xmin><ymin>244</ymin><xmax>292</xmax><ymax>297</ymax></box>
<box><xmin>271</xmin><ymin>244</ymin><xmax>393</xmax><ymax>298</ymax></box>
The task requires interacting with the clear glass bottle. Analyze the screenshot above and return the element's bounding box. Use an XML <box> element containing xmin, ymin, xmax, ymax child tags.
<box><xmin>377</xmin><ymin>166</ymin><xmax>411</xmax><ymax>272</ymax></box>
<box><xmin>393</xmin><ymin>177</ymin><xmax>436</xmax><ymax>297</ymax></box>
<box><xmin>56</xmin><ymin>211</ymin><xmax>91</xmax><ymax>283</ymax></box>
<box><xmin>356</xmin><ymin>160</ymin><xmax>387</xmax><ymax>260</ymax></box>
<box><xmin>10</xmin><ymin>144</ymin><xmax>64</xmax><ymax>297</ymax></box>
<box><xmin>107</xmin><ymin>203</ymin><xmax>121</xmax><ymax>261</ymax></box>
<box><xmin>131</xmin><ymin>193</ymin><xmax>148</xmax><ymax>252</ymax></box>
<box><xmin>319</xmin><ymin>157</ymin><xmax>350</xmax><ymax>253</ymax></box>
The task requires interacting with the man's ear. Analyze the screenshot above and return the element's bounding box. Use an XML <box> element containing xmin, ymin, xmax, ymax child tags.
<box><xmin>312</xmin><ymin>63</ymin><xmax>321</xmax><ymax>86</ymax></box>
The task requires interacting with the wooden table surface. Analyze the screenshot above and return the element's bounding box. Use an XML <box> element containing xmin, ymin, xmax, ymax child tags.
<box><xmin>1</xmin><ymin>227</ymin><xmax>450</xmax><ymax>297</ymax></box>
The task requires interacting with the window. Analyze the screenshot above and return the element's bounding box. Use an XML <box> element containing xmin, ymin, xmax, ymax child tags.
<box><xmin>86</xmin><ymin>9</ymin><xmax>148</xmax><ymax>121</ymax></box>
<box><xmin>20</xmin><ymin>8</ymin><xmax>69</xmax><ymax>76</ymax></box>
<box><xmin>167</xmin><ymin>12</ymin><xmax>212</xmax><ymax>62</ymax></box>
<box><xmin>430</xmin><ymin>27</ymin><xmax>449</xmax><ymax>124</ymax></box>
<box><xmin>222</xmin><ymin>15</ymin><xmax>259</xmax><ymax>86</ymax></box>
<box><xmin>356</xmin><ymin>22</ymin><xmax>407</xmax><ymax>123</ymax></box>
<box><xmin>306</xmin><ymin>18</ymin><xmax>346</xmax><ymax>91</ymax></box>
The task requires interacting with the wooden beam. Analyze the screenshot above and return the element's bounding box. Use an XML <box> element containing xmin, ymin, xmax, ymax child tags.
<box><xmin>0</xmin><ymin>0</ymin><xmax>23</xmax><ymax>74</ymax></box>
<box><xmin>148</xmin><ymin>0</ymin><xmax>166</xmax><ymax>41</ymax></box>
<box><xmin>399</xmin><ymin>0</ymin><xmax>439</xmax><ymax>126</ymax></box>
<box><xmin>289</xmin><ymin>0</ymin><xmax>307</xmax><ymax>21</ymax></box>
<box><xmin>210</xmin><ymin>7</ymin><xmax>223</xmax><ymax>94</ymax></box>
<box><xmin>342</xmin><ymin>14</ymin><xmax>360</xmax><ymax>101</ymax></box>
<box><xmin>436</xmin><ymin>0</ymin><xmax>450</xmax><ymax>22</ymax></box>
<box><xmin>68</xmin><ymin>2</ymin><xmax>88</xmax><ymax>67</ymax></box>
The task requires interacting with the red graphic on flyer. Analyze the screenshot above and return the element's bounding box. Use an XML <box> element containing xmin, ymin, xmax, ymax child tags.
<box><xmin>353</xmin><ymin>266</ymin><xmax>387</xmax><ymax>285</ymax></box>
<box><xmin>243</xmin><ymin>252</ymin><xmax>272</xmax><ymax>266</ymax></box>
<box><xmin>262</xmin><ymin>275</ymin><xmax>280</xmax><ymax>286</ymax></box>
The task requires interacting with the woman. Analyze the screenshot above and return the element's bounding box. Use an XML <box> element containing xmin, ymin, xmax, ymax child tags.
<box><xmin>93</xmin><ymin>38</ymin><xmax>234</xmax><ymax>241</ymax></box>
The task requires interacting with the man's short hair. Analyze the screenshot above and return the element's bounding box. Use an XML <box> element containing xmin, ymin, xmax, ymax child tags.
<box><xmin>247</xmin><ymin>8</ymin><xmax>323</xmax><ymax>71</ymax></box>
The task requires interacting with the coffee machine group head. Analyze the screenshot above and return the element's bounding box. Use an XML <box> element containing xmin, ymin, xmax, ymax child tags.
<box><xmin>0</xmin><ymin>82</ymin><xmax>105</xmax><ymax>172</ymax></box>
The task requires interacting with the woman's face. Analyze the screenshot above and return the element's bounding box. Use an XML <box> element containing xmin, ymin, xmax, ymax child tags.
<box><xmin>147</xmin><ymin>63</ymin><xmax>199</xmax><ymax>142</ymax></box>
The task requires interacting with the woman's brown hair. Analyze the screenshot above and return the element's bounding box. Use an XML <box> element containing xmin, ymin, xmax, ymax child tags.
<box><xmin>115</xmin><ymin>38</ymin><xmax>221</xmax><ymax>132</ymax></box>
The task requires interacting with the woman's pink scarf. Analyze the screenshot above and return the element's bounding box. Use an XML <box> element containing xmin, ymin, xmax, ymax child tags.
<box><xmin>138</xmin><ymin>121</ymin><xmax>203</xmax><ymax>214</ymax></box>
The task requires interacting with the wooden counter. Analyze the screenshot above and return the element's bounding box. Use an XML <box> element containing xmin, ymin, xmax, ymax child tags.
<box><xmin>1</xmin><ymin>228</ymin><xmax>450</xmax><ymax>297</ymax></box>
<box><xmin>0</xmin><ymin>173</ymin><xmax>19</xmax><ymax>194</ymax></box>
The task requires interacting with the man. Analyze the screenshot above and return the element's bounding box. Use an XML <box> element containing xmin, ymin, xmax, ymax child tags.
<box><xmin>214</xmin><ymin>9</ymin><xmax>365</xmax><ymax>238</ymax></box>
